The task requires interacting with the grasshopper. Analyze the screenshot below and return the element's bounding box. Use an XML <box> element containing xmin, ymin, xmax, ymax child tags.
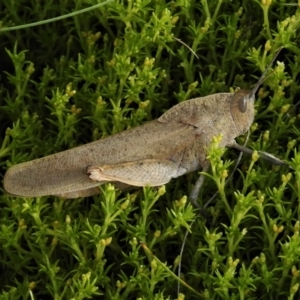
<box><xmin>3</xmin><ymin>49</ymin><xmax>285</xmax><ymax>205</ymax></box>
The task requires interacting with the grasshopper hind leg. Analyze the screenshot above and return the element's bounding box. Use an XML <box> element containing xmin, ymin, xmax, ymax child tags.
<box><xmin>86</xmin><ymin>159</ymin><xmax>180</xmax><ymax>187</ymax></box>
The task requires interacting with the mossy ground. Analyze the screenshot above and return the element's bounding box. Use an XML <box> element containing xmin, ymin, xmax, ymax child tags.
<box><xmin>1</xmin><ymin>1</ymin><xmax>300</xmax><ymax>299</ymax></box>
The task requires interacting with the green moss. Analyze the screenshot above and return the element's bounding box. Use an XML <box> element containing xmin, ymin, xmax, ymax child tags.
<box><xmin>1</xmin><ymin>0</ymin><xmax>300</xmax><ymax>299</ymax></box>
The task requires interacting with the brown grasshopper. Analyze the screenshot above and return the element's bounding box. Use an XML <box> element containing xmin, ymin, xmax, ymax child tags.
<box><xmin>3</xmin><ymin>49</ymin><xmax>286</xmax><ymax>205</ymax></box>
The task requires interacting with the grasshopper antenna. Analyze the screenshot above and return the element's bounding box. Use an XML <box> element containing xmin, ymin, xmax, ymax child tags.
<box><xmin>250</xmin><ymin>46</ymin><xmax>283</xmax><ymax>97</ymax></box>
<box><xmin>173</xmin><ymin>37</ymin><xmax>199</xmax><ymax>59</ymax></box>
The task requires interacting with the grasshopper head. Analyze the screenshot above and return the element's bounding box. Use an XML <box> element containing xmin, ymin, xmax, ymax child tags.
<box><xmin>230</xmin><ymin>89</ymin><xmax>255</xmax><ymax>135</ymax></box>
<box><xmin>229</xmin><ymin>47</ymin><xmax>282</xmax><ymax>137</ymax></box>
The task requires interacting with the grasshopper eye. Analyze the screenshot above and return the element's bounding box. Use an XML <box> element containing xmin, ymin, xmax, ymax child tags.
<box><xmin>238</xmin><ymin>96</ymin><xmax>248</xmax><ymax>113</ymax></box>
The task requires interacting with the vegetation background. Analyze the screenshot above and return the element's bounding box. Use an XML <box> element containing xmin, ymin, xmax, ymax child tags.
<box><xmin>0</xmin><ymin>0</ymin><xmax>300</xmax><ymax>299</ymax></box>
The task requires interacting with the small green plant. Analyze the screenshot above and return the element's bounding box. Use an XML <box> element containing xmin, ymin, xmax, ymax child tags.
<box><xmin>1</xmin><ymin>0</ymin><xmax>300</xmax><ymax>299</ymax></box>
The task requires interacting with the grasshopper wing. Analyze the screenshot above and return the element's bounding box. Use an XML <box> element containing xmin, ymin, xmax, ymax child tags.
<box><xmin>3</xmin><ymin>119</ymin><xmax>199</xmax><ymax>198</ymax></box>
